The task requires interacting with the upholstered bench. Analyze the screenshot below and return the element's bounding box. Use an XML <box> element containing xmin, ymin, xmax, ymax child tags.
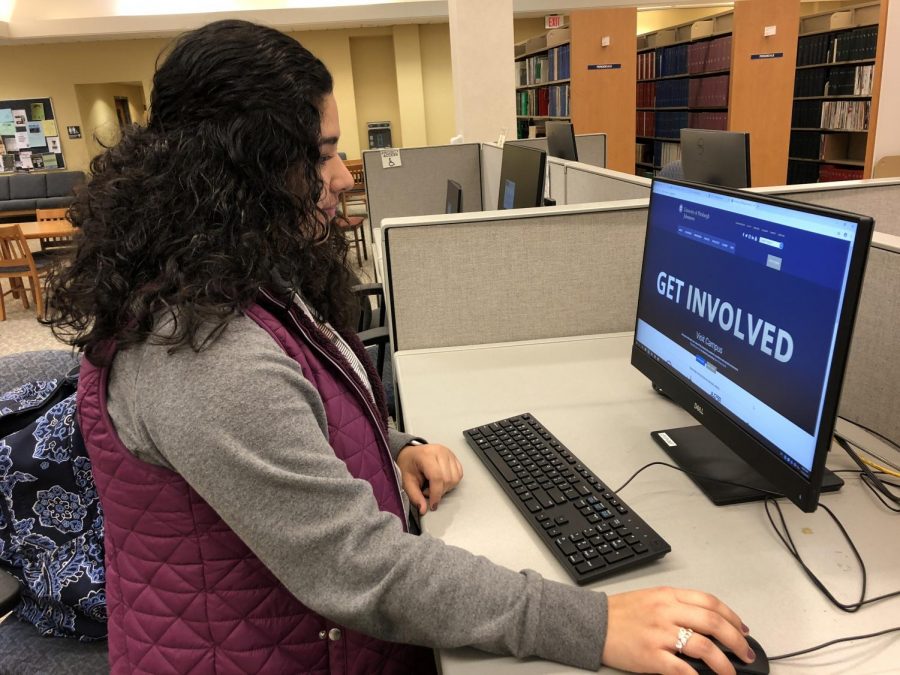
<box><xmin>0</xmin><ymin>171</ymin><xmax>86</xmax><ymax>219</ymax></box>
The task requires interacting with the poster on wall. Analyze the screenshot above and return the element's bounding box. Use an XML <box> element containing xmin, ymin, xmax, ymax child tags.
<box><xmin>0</xmin><ymin>97</ymin><xmax>66</xmax><ymax>172</ymax></box>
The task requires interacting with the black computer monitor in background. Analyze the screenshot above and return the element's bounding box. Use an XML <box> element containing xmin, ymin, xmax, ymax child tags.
<box><xmin>445</xmin><ymin>180</ymin><xmax>462</xmax><ymax>214</ymax></box>
<box><xmin>680</xmin><ymin>129</ymin><xmax>751</xmax><ymax>189</ymax></box>
<box><xmin>497</xmin><ymin>144</ymin><xmax>547</xmax><ymax>210</ymax></box>
<box><xmin>632</xmin><ymin>178</ymin><xmax>873</xmax><ymax>512</ymax></box>
<box><xmin>546</xmin><ymin>121</ymin><xmax>578</xmax><ymax>162</ymax></box>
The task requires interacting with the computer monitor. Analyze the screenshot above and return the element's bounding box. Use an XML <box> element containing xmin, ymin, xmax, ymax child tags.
<box><xmin>680</xmin><ymin>129</ymin><xmax>751</xmax><ymax>189</ymax></box>
<box><xmin>497</xmin><ymin>144</ymin><xmax>547</xmax><ymax>210</ymax></box>
<box><xmin>545</xmin><ymin>121</ymin><xmax>578</xmax><ymax>162</ymax></box>
<box><xmin>632</xmin><ymin>178</ymin><xmax>873</xmax><ymax>512</ymax></box>
<box><xmin>445</xmin><ymin>179</ymin><xmax>462</xmax><ymax>214</ymax></box>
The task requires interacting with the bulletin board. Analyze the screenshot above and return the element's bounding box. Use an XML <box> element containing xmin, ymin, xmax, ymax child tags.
<box><xmin>0</xmin><ymin>97</ymin><xmax>66</xmax><ymax>172</ymax></box>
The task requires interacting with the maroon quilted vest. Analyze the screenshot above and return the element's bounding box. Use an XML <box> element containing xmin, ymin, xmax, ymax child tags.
<box><xmin>77</xmin><ymin>289</ymin><xmax>437</xmax><ymax>674</ymax></box>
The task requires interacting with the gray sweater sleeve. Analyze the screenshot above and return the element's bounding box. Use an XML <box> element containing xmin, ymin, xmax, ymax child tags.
<box><xmin>106</xmin><ymin>316</ymin><xmax>607</xmax><ymax>670</ymax></box>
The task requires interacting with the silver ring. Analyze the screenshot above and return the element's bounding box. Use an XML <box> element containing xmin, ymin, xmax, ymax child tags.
<box><xmin>675</xmin><ymin>627</ymin><xmax>694</xmax><ymax>653</ymax></box>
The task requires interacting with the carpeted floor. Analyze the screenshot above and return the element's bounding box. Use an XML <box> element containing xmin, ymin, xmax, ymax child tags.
<box><xmin>0</xmin><ymin>225</ymin><xmax>378</xmax><ymax>359</ymax></box>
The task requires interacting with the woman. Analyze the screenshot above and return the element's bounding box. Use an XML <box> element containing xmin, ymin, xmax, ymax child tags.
<box><xmin>47</xmin><ymin>19</ymin><xmax>756</xmax><ymax>675</ymax></box>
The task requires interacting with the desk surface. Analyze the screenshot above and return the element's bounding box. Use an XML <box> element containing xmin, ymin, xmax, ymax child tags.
<box><xmin>394</xmin><ymin>334</ymin><xmax>899</xmax><ymax>674</ymax></box>
<box><xmin>14</xmin><ymin>220</ymin><xmax>75</xmax><ymax>240</ymax></box>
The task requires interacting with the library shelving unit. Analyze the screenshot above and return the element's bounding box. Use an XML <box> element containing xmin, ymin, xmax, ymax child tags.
<box><xmin>514</xmin><ymin>27</ymin><xmax>571</xmax><ymax>139</ymax></box>
<box><xmin>635</xmin><ymin>11</ymin><xmax>734</xmax><ymax>177</ymax></box>
<box><xmin>787</xmin><ymin>2</ymin><xmax>881</xmax><ymax>184</ymax></box>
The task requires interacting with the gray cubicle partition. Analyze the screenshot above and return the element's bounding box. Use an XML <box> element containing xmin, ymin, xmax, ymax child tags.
<box><xmin>565</xmin><ymin>165</ymin><xmax>651</xmax><ymax>205</ymax></box>
<box><xmin>382</xmin><ymin>195</ymin><xmax>898</xmax><ymax>448</ymax></box>
<box><xmin>753</xmin><ymin>177</ymin><xmax>900</xmax><ymax>237</ymax></box>
<box><xmin>381</xmin><ymin>200</ymin><xmax>648</xmax><ymax>352</ymax></box>
<box><xmin>363</xmin><ymin>143</ymin><xmax>482</xmax><ymax>232</ymax></box>
<box><xmin>839</xmin><ymin>232</ymin><xmax>900</xmax><ymax>444</ymax></box>
<box><xmin>509</xmin><ymin>133</ymin><xmax>607</xmax><ymax>169</ymax></box>
<box><xmin>480</xmin><ymin>143</ymin><xmax>503</xmax><ymax>212</ymax></box>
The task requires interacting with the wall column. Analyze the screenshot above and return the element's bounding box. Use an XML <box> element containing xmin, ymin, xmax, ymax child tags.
<box><xmin>869</xmin><ymin>0</ymin><xmax>898</xmax><ymax>172</ymax></box>
<box><xmin>447</xmin><ymin>0</ymin><xmax>517</xmax><ymax>143</ymax></box>
<box><xmin>393</xmin><ymin>24</ymin><xmax>428</xmax><ymax>148</ymax></box>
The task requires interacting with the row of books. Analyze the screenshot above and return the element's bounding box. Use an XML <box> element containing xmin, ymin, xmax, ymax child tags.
<box><xmin>789</xmin><ymin>130</ymin><xmax>866</xmax><ymax>163</ymax></box>
<box><xmin>688</xmin><ymin>111</ymin><xmax>728</xmax><ymax>130</ymax></box>
<box><xmin>636</xmin><ymin>75</ymin><xmax>729</xmax><ymax>109</ymax></box>
<box><xmin>655</xmin><ymin>111</ymin><xmax>690</xmax><ymax>139</ymax></box>
<box><xmin>796</xmin><ymin>27</ymin><xmax>878</xmax><ymax>66</ymax></box>
<box><xmin>793</xmin><ymin>64</ymin><xmax>874</xmax><ymax>97</ymax></box>
<box><xmin>792</xmin><ymin>100</ymin><xmax>823</xmax><ymax>128</ymax></box>
<box><xmin>818</xmin><ymin>163</ymin><xmax>864</xmax><ymax>182</ymax></box>
<box><xmin>821</xmin><ymin>99</ymin><xmax>870</xmax><ymax>130</ymax></box>
<box><xmin>654</xmin><ymin>141</ymin><xmax>682</xmax><ymax>169</ymax></box>
<box><xmin>790</xmin><ymin>160</ymin><xmax>863</xmax><ymax>184</ymax></box>
<box><xmin>637</xmin><ymin>35</ymin><xmax>732</xmax><ymax>80</ymax></box>
<box><xmin>546</xmin><ymin>44</ymin><xmax>571</xmax><ymax>82</ymax></box>
<box><xmin>636</xmin><ymin>112</ymin><xmax>728</xmax><ymax>140</ymax></box>
<box><xmin>517</xmin><ymin>55</ymin><xmax>549</xmax><ymax>86</ymax></box>
<box><xmin>636</xmin><ymin>142</ymin><xmax>653</xmax><ymax>165</ymax></box>
<box><xmin>688</xmin><ymin>36</ymin><xmax>732</xmax><ymax>74</ymax></box>
<box><xmin>636</xmin><ymin>111</ymin><xmax>656</xmax><ymax>138</ymax></box>
<box><xmin>516</xmin><ymin>85</ymin><xmax>570</xmax><ymax>117</ymax></box>
<box><xmin>790</xmin><ymin>131</ymin><xmax>828</xmax><ymax>159</ymax></box>
<box><xmin>517</xmin><ymin>45</ymin><xmax>572</xmax><ymax>86</ymax></box>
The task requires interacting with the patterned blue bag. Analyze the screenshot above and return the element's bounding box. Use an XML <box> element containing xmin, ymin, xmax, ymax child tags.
<box><xmin>0</xmin><ymin>370</ymin><xmax>107</xmax><ymax>641</ymax></box>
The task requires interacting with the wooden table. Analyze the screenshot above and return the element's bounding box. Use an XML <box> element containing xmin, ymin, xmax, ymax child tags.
<box><xmin>15</xmin><ymin>220</ymin><xmax>76</xmax><ymax>240</ymax></box>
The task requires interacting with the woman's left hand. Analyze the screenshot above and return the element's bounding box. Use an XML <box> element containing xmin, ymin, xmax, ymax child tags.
<box><xmin>396</xmin><ymin>443</ymin><xmax>464</xmax><ymax>515</ymax></box>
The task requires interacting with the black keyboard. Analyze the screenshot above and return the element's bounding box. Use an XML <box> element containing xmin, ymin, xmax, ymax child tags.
<box><xmin>463</xmin><ymin>413</ymin><xmax>671</xmax><ymax>585</ymax></box>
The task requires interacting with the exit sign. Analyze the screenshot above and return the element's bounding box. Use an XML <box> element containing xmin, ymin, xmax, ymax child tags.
<box><xmin>545</xmin><ymin>14</ymin><xmax>563</xmax><ymax>29</ymax></box>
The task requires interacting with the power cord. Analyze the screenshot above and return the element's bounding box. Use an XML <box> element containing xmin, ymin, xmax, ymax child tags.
<box><xmin>834</xmin><ymin>435</ymin><xmax>900</xmax><ymax>511</ymax></box>
<box><xmin>612</xmin><ymin>461</ymin><xmax>900</xmax><ymax>660</ymax></box>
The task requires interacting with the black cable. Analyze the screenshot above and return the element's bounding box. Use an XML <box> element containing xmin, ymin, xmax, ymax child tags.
<box><xmin>835</xmin><ymin>436</ymin><xmax>900</xmax><ymax>508</ymax></box>
<box><xmin>837</xmin><ymin>416</ymin><xmax>900</xmax><ymax>453</ymax></box>
<box><xmin>612</xmin><ymin>461</ymin><xmax>781</xmax><ymax>498</ymax></box>
<box><xmin>769</xmin><ymin>625</ymin><xmax>900</xmax><ymax>660</ymax></box>
<box><xmin>617</xmin><ymin>462</ymin><xmax>900</xmax><ymax>611</ymax></box>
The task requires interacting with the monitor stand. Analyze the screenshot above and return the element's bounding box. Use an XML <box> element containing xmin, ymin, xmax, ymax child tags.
<box><xmin>651</xmin><ymin>425</ymin><xmax>844</xmax><ymax>506</ymax></box>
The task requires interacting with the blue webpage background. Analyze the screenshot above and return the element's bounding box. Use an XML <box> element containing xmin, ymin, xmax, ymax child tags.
<box><xmin>640</xmin><ymin>190</ymin><xmax>852</xmax><ymax>435</ymax></box>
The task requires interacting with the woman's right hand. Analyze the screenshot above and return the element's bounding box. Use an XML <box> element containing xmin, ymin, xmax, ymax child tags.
<box><xmin>602</xmin><ymin>587</ymin><xmax>755</xmax><ymax>674</ymax></box>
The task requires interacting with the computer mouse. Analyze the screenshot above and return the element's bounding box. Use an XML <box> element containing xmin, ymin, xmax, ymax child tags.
<box><xmin>676</xmin><ymin>634</ymin><xmax>769</xmax><ymax>674</ymax></box>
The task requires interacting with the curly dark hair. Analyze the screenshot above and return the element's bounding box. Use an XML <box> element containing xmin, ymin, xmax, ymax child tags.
<box><xmin>44</xmin><ymin>19</ymin><xmax>357</xmax><ymax>366</ymax></box>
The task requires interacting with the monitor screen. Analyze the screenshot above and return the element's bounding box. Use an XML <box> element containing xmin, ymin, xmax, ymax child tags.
<box><xmin>497</xmin><ymin>144</ymin><xmax>546</xmax><ymax>210</ymax></box>
<box><xmin>546</xmin><ymin>121</ymin><xmax>578</xmax><ymax>162</ymax></box>
<box><xmin>680</xmin><ymin>129</ymin><xmax>751</xmax><ymax>189</ymax></box>
<box><xmin>446</xmin><ymin>179</ymin><xmax>462</xmax><ymax>214</ymax></box>
<box><xmin>632</xmin><ymin>178</ymin><xmax>873</xmax><ymax>512</ymax></box>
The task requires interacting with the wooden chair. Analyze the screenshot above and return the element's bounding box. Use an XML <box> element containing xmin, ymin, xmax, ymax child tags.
<box><xmin>35</xmin><ymin>207</ymin><xmax>75</xmax><ymax>255</ymax></box>
<box><xmin>339</xmin><ymin>215</ymin><xmax>366</xmax><ymax>268</ymax></box>
<box><xmin>340</xmin><ymin>160</ymin><xmax>368</xmax><ymax>261</ymax></box>
<box><xmin>0</xmin><ymin>224</ymin><xmax>46</xmax><ymax>320</ymax></box>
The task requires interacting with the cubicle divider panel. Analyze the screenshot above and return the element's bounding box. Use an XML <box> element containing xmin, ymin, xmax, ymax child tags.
<box><xmin>480</xmin><ymin>143</ymin><xmax>503</xmax><ymax>211</ymax></box>
<box><xmin>755</xmin><ymin>179</ymin><xmax>900</xmax><ymax>237</ymax></box>
<box><xmin>574</xmin><ymin>133</ymin><xmax>607</xmax><ymax>169</ymax></box>
<box><xmin>383</xmin><ymin>203</ymin><xmax>649</xmax><ymax>351</ymax></box>
<box><xmin>548</xmin><ymin>161</ymin><xmax>567</xmax><ymax>205</ymax></box>
<box><xmin>363</xmin><ymin>143</ymin><xmax>483</xmax><ymax>231</ymax></box>
<box><xmin>510</xmin><ymin>134</ymin><xmax>607</xmax><ymax>169</ymax></box>
<box><xmin>507</xmin><ymin>138</ymin><xmax>548</xmax><ymax>153</ymax></box>
<box><xmin>566</xmin><ymin>165</ymin><xmax>651</xmax><ymax>205</ymax></box>
<box><xmin>838</xmin><ymin>234</ymin><xmax>900</xmax><ymax>444</ymax></box>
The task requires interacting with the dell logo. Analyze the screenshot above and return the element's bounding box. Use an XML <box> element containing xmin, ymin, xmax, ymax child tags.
<box><xmin>693</xmin><ymin>402</ymin><xmax>704</xmax><ymax>415</ymax></box>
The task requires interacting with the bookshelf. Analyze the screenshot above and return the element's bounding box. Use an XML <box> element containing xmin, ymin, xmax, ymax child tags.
<box><xmin>787</xmin><ymin>2</ymin><xmax>881</xmax><ymax>184</ymax></box>
<box><xmin>515</xmin><ymin>27</ymin><xmax>572</xmax><ymax>139</ymax></box>
<box><xmin>634</xmin><ymin>11</ymin><xmax>734</xmax><ymax>177</ymax></box>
